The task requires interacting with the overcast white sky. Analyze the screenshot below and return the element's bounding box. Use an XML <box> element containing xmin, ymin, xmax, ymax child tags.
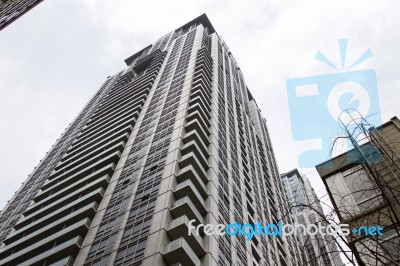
<box><xmin>0</xmin><ymin>0</ymin><xmax>399</xmax><ymax>214</ymax></box>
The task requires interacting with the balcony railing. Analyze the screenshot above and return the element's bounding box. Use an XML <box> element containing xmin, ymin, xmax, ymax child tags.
<box><xmin>163</xmin><ymin>237</ymin><xmax>201</xmax><ymax>266</ymax></box>
<box><xmin>167</xmin><ymin>215</ymin><xmax>206</xmax><ymax>255</ymax></box>
<box><xmin>176</xmin><ymin>166</ymin><xmax>207</xmax><ymax>197</ymax></box>
<box><xmin>171</xmin><ymin>197</ymin><xmax>204</xmax><ymax>225</ymax></box>
<box><xmin>174</xmin><ymin>180</ymin><xmax>206</xmax><ymax>214</ymax></box>
<box><xmin>179</xmin><ymin>152</ymin><xmax>208</xmax><ymax>180</ymax></box>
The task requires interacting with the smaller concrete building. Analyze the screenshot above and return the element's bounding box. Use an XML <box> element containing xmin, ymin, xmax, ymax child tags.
<box><xmin>316</xmin><ymin>116</ymin><xmax>400</xmax><ymax>265</ymax></box>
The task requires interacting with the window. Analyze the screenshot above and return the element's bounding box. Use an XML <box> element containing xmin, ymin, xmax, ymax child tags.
<box><xmin>343</xmin><ymin>167</ymin><xmax>383</xmax><ymax>210</ymax></box>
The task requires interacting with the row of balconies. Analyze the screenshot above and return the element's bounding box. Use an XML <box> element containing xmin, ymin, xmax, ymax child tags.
<box><xmin>163</xmin><ymin>47</ymin><xmax>213</xmax><ymax>266</ymax></box>
<box><xmin>164</xmin><ymin>237</ymin><xmax>201</xmax><ymax>266</ymax></box>
<box><xmin>59</xmin><ymin>135</ymin><xmax>128</xmax><ymax>170</ymax></box>
<box><xmin>24</xmin><ymin>174</ymin><xmax>110</xmax><ymax>216</ymax></box>
<box><xmin>41</xmin><ymin>162</ymin><xmax>115</xmax><ymax>195</ymax></box>
<box><xmin>52</xmin><ymin>141</ymin><xmax>124</xmax><ymax>177</ymax></box>
<box><xmin>99</xmin><ymin>51</ymin><xmax>165</xmax><ymax>108</ymax></box>
<box><xmin>99</xmin><ymin>51</ymin><xmax>165</xmax><ymax>109</ymax></box>
<box><xmin>70</xmin><ymin>113</ymin><xmax>135</xmax><ymax>151</ymax></box>
<box><xmin>75</xmin><ymin>110</ymin><xmax>138</xmax><ymax>145</ymax></box>
<box><xmin>79</xmin><ymin>103</ymin><xmax>139</xmax><ymax>139</ymax></box>
<box><xmin>52</xmin><ymin>76</ymin><xmax>149</xmax><ymax>183</ymax></box>
<box><xmin>5</xmin><ymin>202</ymin><xmax>97</xmax><ymax>246</ymax></box>
<box><xmin>86</xmin><ymin>93</ymin><xmax>146</xmax><ymax>127</ymax></box>
<box><xmin>65</xmin><ymin>124</ymin><xmax>132</xmax><ymax>159</ymax></box>
<box><xmin>167</xmin><ymin>216</ymin><xmax>205</xmax><ymax>254</ymax></box>
<box><xmin>108</xmin><ymin>69</ymin><xmax>134</xmax><ymax>88</ymax></box>
<box><xmin>0</xmin><ymin>53</ymin><xmax>169</xmax><ymax>265</ymax></box>
<box><xmin>91</xmin><ymin>89</ymin><xmax>146</xmax><ymax>121</ymax></box>
<box><xmin>103</xmin><ymin>71</ymin><xmax>153</xmax><ymax>100</ymax></box>
<box><xmin>132</xmin><ymin>49</ymin><xmax>162</xmax><ymax>73</ymax></box>
<box><xmin>47</xmin><ymin>150</ymin><xmax>121</xmax><ymax>185</ymax></box>
<box><xmin>96</xmin><ymin>83</ymin><xmax>150</xmax><ymax>115</ymax></box>
<box><xmin>0</xmin><ymin>218</ymin><xmax>89</xmax><ymax>265</ymax></box>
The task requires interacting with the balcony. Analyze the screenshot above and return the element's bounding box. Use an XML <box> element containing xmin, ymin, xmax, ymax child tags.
<box><xmin>167</xmin><ymin>216</ymin><xmax>206</xmax><ymax>256</ymax></box>
<box><xmin>54</xmin><ymin>141</ymin><xmax>124</xmax><ymax>174</ymax></box>
<box><xmin>82</xmin><ymin>106</ymin><xmax>138</xmax><ymax>134</ymax></box>
<box><xmin>193</xmin><ymin>69</ymin><xmax>212</xmax><ymax>87</ymax></box>
<box><xmin>187</xmin><ymin>102</ymin><xmax>211</xmax><ymax>122</ymax></box>
<box><xmin>0</xmin><ymin>216</ymin><xmax>90</xmax><ymax>258</ymax></box>
<box><xmin>173</xmin><ymin>180</ymin><xmax>207</xmax><ymax>214</ymax></box>
<box><xmin>62</xmin><ymin>129</ymin><xmax>133</xmax><ymax>160</ymax></box>
<box><xmin>47</xmin><ymin>150</ymin><xmax>120</xmax><ymax>183</ymax></box>
<box><xmin>190</xmin><ymin>87</ymin><xmax>211</xmax><ymax>105</ymax></box>
<box><xmin>189</xmin><ymin>94</ymin><xmax>211</xmax><ymax>113</ymax></box>
<box><xmin>15</xmin><ymin>189</ymin><xmax>103</xmax><ymax>230</ymax></box>
<box><xmin>48</xmin><ymin>150</ymin><xmax>122</xmax><ymax>183</ymax></box>
<box><xmin>176</xmin><ymin>166</ymin><xmax>207</xmax><ymax>196</ymax></box>
<box><xmin>99</xmin><ymin>83</ymin><xmax>149</xmax><ymax>109</ymax></box>
<box><xmin>192</xmin><ymin>78</ymin><xmax>211</xmax><ymax>96</ymax></box>
<box><xmin>88</xmin><ymin>95</ymin><xmax>145</xmax><ymax>125</ymax></box>
<box><xmin>178</xmin><ymin>152</ymin><xmax>208</xmax><ymax>181</ymax></box>
<box><xmin>182</xmin><ymin>131</ymin><xmax>209</xmax><ymax>154</ymax></box>
<box><xmin>184</xmin><ymin>120</ymin><xmax>210</xmax><ymax>145</ymax></box>
<box><xmin>60</xmin><ymin>133</ymin><xmax>128</xmax><ymax>166</ymax></box>
<box><xmin>65</xmin><ymin>125</ymin><xmax>131</xmax><ymax>157</ymax></box>
<box><xmin>171</xmin><ymin>197</ymin><xmax>204</xmax><ymax>225</ymax></box>
<box><xmin>26</xmin><ymin>174</ymin><xmax>110</xmax><ymax>215</ymax></box>
<box><xmin>47</xmin><ymin>256</ymin><xmax>75</xmax><ymax>266</ymax></box>
<box><xmin>75</xmin><ymin>113</ymin><xmax>136</xmax><ymax>144</ymax></box>
<box><xmin>91</xmin><ymin>94</ymin><xmax>146</xmax><ymax>124</ymax></box>
<box><xmin>9</xmin><ymin>236</ymin><xmax>82</xmax><ymax>266</ymax></box>
<box><xmin>73</xmin><ymin>114</ymin><xmax>133</xmax><ymax>147</ymax></box>
<box><xmin>133</xmin><ymin>50</ymin><xmax>160</xmax><ymax>72</ymax></box>
<box><xmin>96</xmin><ymin>86</ymin><xmax>149</xmax><ymax>114</ymax></box>
<box><xmin>163</xmin><ymin>238</ymin><xmax>201</xmax><ymax>266</ymax></box>
<box><xmin>194</xmin><ymin>49</ymin><xmax>212</xmax><ymax>74</ymax></box>
<box><xmin>180</xmin><ymin>141</ymin><xmax>209</xmax><ymax>170</ymax></box>
<box><xmin>186</xmin><ymin>111</ymin><xmax>211</xmax><ymax>134</ymax></box>
<box><xmin>193</xmin><ymin>69</ymin><xmax>212</xmax><ymax>85</ymax></box>
<box><xmin>41</xmin><ymin>162</ymin><xmax>115</xmax><ymax>193</ymax></box>
<box><xmin>0</xmin><ymin>218</ymin><xmax>89</xmax><ymax>265</ymax></box>
<box><xmin>3</xmin><ymin>206</ymin><xmax>95</xmax><ymax>251</ymax></box>
<box><xmin>5</xmin><ymin>202</ymin><xmax>97</xmax><ymax>245</ymax></box>
<box><xmin>181</xmin><ymin>138</ymin><xmax>208</xmax><ymax>160</ymax></box>
<box><xmin>99</xmin><ymin>84</ymin><xmax>148</xmax><ymax>111</ymax></box>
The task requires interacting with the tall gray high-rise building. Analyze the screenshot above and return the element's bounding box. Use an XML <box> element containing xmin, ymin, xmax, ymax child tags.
<box><xmin>281</xmin><ymin>169</ymin><xmax>343</xmax><ymax>266</ymax></box>
<box><xmin>0</xmin><ymin>14</ymin><xmax>301</xmax><ymax>266</ymax></box>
